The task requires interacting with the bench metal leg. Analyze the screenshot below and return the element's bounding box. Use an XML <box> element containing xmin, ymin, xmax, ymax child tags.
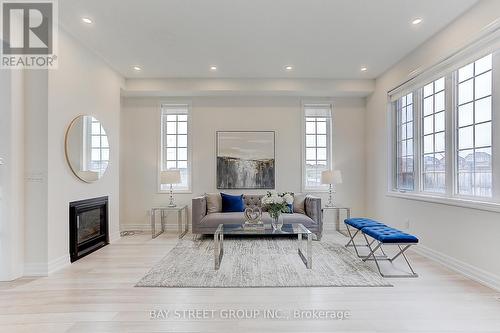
<box><xmin>345</xmin><ymin>224</ymin><xmax>362</xmax><ymax>257</ymax></box>
<box><xmin>362</xmin><ymin>233</ymin><xmax>418</xmax><ymax>278</ymax></box>
<box><xmin>345</xmin><ymin>224</ymin><xmax>386</xmax><ymax>258</ymax></box>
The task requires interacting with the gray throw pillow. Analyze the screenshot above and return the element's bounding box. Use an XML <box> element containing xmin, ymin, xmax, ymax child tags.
<box><xmin>205</xmin><ymin>193</ymin><xmax>222</xmax><ymax>214</ymax></box>
<box><xmin>293</xmin><ymin>193</ymin><xmax>307</xmax><ymax>214</ymax></box>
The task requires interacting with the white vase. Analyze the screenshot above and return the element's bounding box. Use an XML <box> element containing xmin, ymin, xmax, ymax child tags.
<box><xmin>272</xmin><ymin>214</ymin><xmax>284</xmax><ymax>231</ymax></box>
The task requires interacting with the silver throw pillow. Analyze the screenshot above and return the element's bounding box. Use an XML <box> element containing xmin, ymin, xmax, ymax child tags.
<box><xmin>205</xmin><ymin>193</ymin><xmax>222</xmax><ymax>214</ymax></box>
<box><xmin>293</xmin><ymin>193</ymin><xmax>307</xmax><ymax>214</ymax></box>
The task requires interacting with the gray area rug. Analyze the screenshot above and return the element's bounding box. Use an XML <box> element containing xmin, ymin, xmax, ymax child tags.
<box><xmin>136</xmin><ymin>236</ymin><xmax>391</xmax><ymax>288</ymax></box>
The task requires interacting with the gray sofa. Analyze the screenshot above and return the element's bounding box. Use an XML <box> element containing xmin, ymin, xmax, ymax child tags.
<box><xmin>192</xmin><ymin>194</ymin><xmax>323</xmax><ymax>240</ymax></box>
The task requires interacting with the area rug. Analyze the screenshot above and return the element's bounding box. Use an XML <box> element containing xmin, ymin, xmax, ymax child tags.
<box><xmin>136</xmin><ymin>237</ymin><xmax>391</xmax><ymax>288</ymax></box>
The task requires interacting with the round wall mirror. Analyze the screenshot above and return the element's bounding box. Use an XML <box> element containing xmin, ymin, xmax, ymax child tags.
<box><xmin>65</xmin><ymin>115</ymin><xmax>110</xmax><ymax>183</ymax></box>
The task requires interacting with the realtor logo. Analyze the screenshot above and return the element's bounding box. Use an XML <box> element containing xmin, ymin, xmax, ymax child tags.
<box><xmin>1</xmin><ymin>0</ymin><xmax>58</xmax><ymax>68</ymax></box>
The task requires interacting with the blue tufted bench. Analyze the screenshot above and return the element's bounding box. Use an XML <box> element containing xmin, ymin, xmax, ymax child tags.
<box><xmin>344</xmin><ymin>218</ymin><xmax>386</xmax><ymax>257</ymax></box>
<box><xmin>344</xmin><ymin>218</ymin><xmax>419</xmax><ymax>278</ymax></box>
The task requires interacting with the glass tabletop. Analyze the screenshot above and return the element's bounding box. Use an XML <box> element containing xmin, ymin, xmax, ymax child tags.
<box><xmin>216</xmin><ymin>223</ymin><xmax>311</xmax><ymax>235</ymax></box>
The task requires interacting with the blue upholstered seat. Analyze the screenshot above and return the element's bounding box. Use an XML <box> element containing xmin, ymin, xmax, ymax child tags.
<box><xmin>362</xmin><ymin>225</ymin><xmax>419</xmax><ymax>244</ymax></box>
<box><xmin>344</xmin><ymin>218</ymin><xmax>385</xmax><ymax>230</ymax></box>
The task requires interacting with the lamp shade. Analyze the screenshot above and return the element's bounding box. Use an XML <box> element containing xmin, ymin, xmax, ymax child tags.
<box><xmin>321</xmin><ymin>170</ymin><xmax>343</xmax><ymax>184</ymax></box>
<box><xmin>161</xmin><ymin>170</ymin><xmax>181</xmax><ymax>184</ymax></box>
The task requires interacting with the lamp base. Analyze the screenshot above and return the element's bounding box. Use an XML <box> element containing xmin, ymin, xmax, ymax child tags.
<box><xmin>168</xmin><ymin>184</ymin><xmax>176</xmax><ymax>207</ymax></box>
<box><xmin>326</xmin><ymin>184</ymin><xmax>335</xmax><ymax>208</ymax></box>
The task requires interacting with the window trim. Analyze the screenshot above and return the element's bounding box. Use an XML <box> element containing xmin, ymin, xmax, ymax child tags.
<box><xmin>387</xmin><ymin>191</ymin><xmax>500</xmax><ymax>213</ymax></box>
<box><xmin>157</xmin><ymin>101</ymin><xmax>193</xmax><ymax>194</ymax></box>
<box><xmin>301</xmin><ymin>101</ymin><xmax>333</xmax><ymax>192</ymax></box>
<box><xmin>388</xmin><ymin>48</ymin><xmax>499</xmax><ymax>207</ymax></box>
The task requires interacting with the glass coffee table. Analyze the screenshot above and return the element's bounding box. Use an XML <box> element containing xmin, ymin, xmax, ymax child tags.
<box><xmin>213</xmin><ymin>223</ymin><xmax>313</xmax><ymax>270</ymax></box>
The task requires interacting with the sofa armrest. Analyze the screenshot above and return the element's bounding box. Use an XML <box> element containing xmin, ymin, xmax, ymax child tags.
<box><xmin>192</xmin><ymin>196</ymin><xmax>207</xmax><ymax>231</ymax></box>
<box><xmin>305</xmin><ymin>196</ymin><xmax>323</xmax><ymax>238</ymax></box>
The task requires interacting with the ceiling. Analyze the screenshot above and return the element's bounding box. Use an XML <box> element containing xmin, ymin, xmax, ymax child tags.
<box><xmin>59</xmin><ymin>0</ymin><xmax>478</xmax><ymax>79</ymax></box>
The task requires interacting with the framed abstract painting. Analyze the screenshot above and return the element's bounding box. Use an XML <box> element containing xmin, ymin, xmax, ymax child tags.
<box><xmin>216</xmin><ymin>131</ymin><xmax>275</xmax><ymax>189</ymax></box>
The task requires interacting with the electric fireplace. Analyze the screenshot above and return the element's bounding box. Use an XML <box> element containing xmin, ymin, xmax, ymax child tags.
<box><xmin>69</xmin><ymin>196</ymin><xmax>109</xmax><ymax>262</ymax></box>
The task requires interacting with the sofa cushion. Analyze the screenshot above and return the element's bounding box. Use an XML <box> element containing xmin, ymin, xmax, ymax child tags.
<box><xmin>200</xmin><ymin>212</ymin><xmax>316</xmax><ymax>229</ymax></box>
<box><xmin>281</xmin><ymin>213</ymin><xmax>315</xmax><ymax>227</ymax></box>
<box><xmin>293</xmin><ymin>193</ymin><xmax>307</xmax><ymax>214</ymax></box>
<box><xmin>221</xmin><ymin>193</ymin><xmax>244</xmax><ymax>212</ymax></box>
<box><xmin>205</xmin><ymin>193</ymin><xmax>222</xmax><ymax>214</ymax></box>
<box><xmin>200</xmin><ymin>212</ymin><xmax>247</xmax><ymax>228</ymax></box>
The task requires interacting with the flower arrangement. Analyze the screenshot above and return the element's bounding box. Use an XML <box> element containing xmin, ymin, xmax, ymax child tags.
<box><xmin>261</xmin><ymin>191</ymin><xmax>294</xmax><ymax>220</ymax></box>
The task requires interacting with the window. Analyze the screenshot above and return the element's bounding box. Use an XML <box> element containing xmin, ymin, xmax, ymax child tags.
<box><xmin>422</xmin><ymin>77</ymin><xmax>446</xmax><ymax>193</ymax></box>
<box><xmin>396</xmin><ymin>93</ymin><xmax>415</xmax><ymax>191</ymax></box>
<box><xmin>303</xmin><ymin>104</ymin><xmax>332</xmax><ymax>189</ymax></box>
<box><xmin>456</xmin><ymin>54</ymin><xmax>492</xmax><ymax>197</ymax></box>
<box><xmin>86</xmin><ymin>116</ymin><xmax>109</xmax><ymax>177</ymax></box>
<box><xmin>390</xmin><ymin>50</ymin><xmax>497</xmax><ymax>203</ymax></box>
<box><xmin>160</xmin><ymin>104</ymin><xmax>191</xmax><ymax>191</ymax></box>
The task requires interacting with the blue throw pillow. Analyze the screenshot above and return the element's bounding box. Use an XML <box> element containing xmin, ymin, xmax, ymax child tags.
<box><xmin>220</xmin><ymin>193</ymin><xmax>244</xmax><ymax>212</ymax></box>
<box><xmin>285</xmin><ymin>203</ymin><xmax>293</xmax><ymax>213</ymax></box>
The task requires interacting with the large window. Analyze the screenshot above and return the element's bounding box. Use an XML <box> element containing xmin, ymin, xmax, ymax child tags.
<box><xmin>160</xmin><ymin>104</ymin><xmax>191</xmax><ymax>191</ymax></box>
<box><xmin>303</xmin><ymin>104</ymin><xmax>332</xmax><ymax>190</ymax></box>
<box><xmin>456</xmin><ymin>54</ymin><xmax>493</xmax><ymax>197</ymax></box>
<box><xmin>396</xmin><ymin>93</ymin><xmax>415</xmax><ymax>191</ymax></box>
<box><xmin>422</xmin><ymin>77</ymin><xmax>446</xmax><ymax>193</ymax></box>
<box><xmin>391</xmin><ymin>51</ymin><xmax>497</xmax><ymax>203</ymax></box>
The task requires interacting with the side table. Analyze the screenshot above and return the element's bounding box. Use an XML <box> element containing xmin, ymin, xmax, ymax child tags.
<box><xmin>150</xmin><ymin>205</ymin><xmax>188</xmax><ymax>239</ymax></box>
<box><xmin>322</xmin><ymin>206</ymin><xmax>351</xmax><ymax>235</ymax></box>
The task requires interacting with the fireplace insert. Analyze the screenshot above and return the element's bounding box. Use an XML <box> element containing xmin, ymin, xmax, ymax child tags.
<box><xmin>69</xmin><ymin>196</ymin><xmax>109</xmax><ymax>262</ymax></box>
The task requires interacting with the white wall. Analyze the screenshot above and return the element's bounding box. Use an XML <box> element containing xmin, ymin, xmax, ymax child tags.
<box><xmin>42</xmin><ymin>29</ymin><xmax>124</xmax><ymax>268</ymax></box>
<box><xmin>0</xmin><ymin>68</ymin><xmax>25</xmax><ymax>281</ymax></box>
<box><xmin>120</xmin><ymin>96</ymin><xmax>366</xmax><ymax>229</ymax></box>
<box><xmin>365</xmin><ymin>0</ymin><xmax>500</xmax><ymax>289</ymax></box>
<box><xmin>23</xmin><ymin>70</ymin><xmax>49</xmax><ymax>275</ymax></box>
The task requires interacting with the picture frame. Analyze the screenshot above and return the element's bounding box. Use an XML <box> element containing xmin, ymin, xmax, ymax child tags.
<box><xmin>216</xmin><ymin>131</ymin><xmax>275</xmax><ymax>189</ymax></box>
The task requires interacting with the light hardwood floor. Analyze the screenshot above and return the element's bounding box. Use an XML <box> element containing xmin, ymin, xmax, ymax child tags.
<box><xmin>1</xmin><ymin>231</ymin><xmax>500</xmax><ymax>333</ymax></box>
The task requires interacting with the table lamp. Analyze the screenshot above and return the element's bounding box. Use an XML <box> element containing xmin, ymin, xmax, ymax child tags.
<box><xmin>321</xmin><ymin>169</ymin><xmax>342</xmax><ymax>207</ymax></box>
<box><xmin>161</xmin><ymin>170</ymin><xmax>181</xmax><ymax>207</ymax></box>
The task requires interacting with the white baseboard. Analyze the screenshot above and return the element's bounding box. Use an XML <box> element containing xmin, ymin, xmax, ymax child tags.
<box><xmin>121</xmin><ymin>223</ymin><xmax>151</xmax><ymax>232</ymax></box>
<box><xmin>48</xmin><ymin>254</ymin><xmax>70</xmax><ymax>274</ymax></box>
<box><xmin>413</xmin><ymin>245</ymin><xmax>500</xmax><ymax>292</ymax></box>
<box><xmin>23</xmin><ymin>254</ymin><xmax>70</xmax><ymax>276</ymax></box>
<box><xmin>109</xmin><ymin>231</ymin><xmax>121</xmax><ymax>243</ymax></box>
<box><xmin>24</xmin><ymin>263</ymin><xmax>48</xmax><ymax>277</ymax></box>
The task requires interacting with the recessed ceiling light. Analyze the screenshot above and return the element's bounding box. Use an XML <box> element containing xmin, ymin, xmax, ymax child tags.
<box><xmin>132</xmin><ymin>66</ymin><xmax>142</xmax><ymax>71</ymax></box>
<box><xmin>411</xmin><ymin>17</ymin><xmax>423</xmax><ymax>25</ymax></box>
<box><xmin>210</xmin><ymin>65</ymin><xmax>217</xmax><ymax>71</ymax></box>
<box><xmin>284</xmin><ymin>65</ymin><xmax>294</xmax><ymax>71</ymax></box>
<box><xmin>360</xmin><ymin>66</ymin><xmax>368</xmax><ymax>72</ymax></box>
<box><xmin>81</xmin><ymin>17</ymin><xmax>93</xmax><ymax>24</ymax></box>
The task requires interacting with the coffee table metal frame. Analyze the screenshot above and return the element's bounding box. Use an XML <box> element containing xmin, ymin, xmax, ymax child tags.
<box><xmin>213</xmin><ymin>223</ymin><xmax>312</xmax><ymax>270</ymax></box>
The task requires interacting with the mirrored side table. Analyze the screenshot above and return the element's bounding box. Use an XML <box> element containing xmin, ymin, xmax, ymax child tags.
<box><xmin>150</xmin><ymin>205</ymin><xmax>188</xmax><ymax>239</ymax></box>
<box><xmin>322</xmin><ymin>206</ymin><xmax>351</xmax><ymax>236</ymax></box>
